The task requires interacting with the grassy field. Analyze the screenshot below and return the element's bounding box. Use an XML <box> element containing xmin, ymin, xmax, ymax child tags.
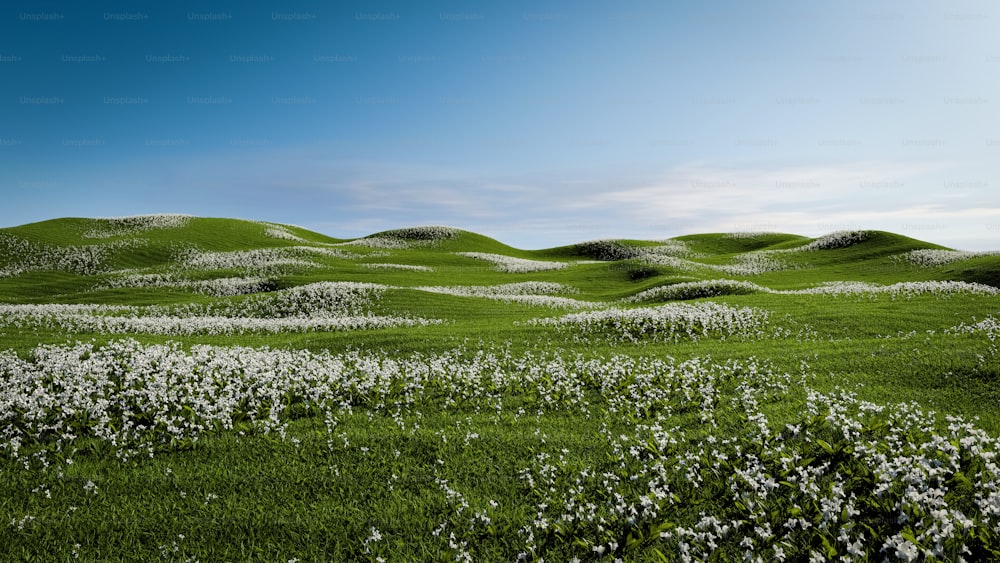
<box><xmin>2</xmin><ymin>215</ymin><xmax>1000</xmax><ymax>561</ymax></box>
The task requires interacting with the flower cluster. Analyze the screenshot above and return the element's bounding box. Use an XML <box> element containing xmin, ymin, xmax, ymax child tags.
<box><xmin>530</xmin><ymin>301</ymin><xmax>770</xmax><ymax>342</ymax></box>
<box><xmin>82</xmin><ymin>214</ymin><xmax>192</xmax><ymax>239</ymax></box>
<box><xmin>787</xmin><ymin>280</ymin><xmax>999</xmax><ymax>298</ymax></box>
<box><xmin>142</xmin><ymin>281</ymin><xmax>388</xmax><ymax>320</ymax></box>
<box><xmin>638</xmin><ymin>252</ymin><xmax>790</xmax><ymax>277</ymax></box>
<box><xmin>629</xmin><ymin>279</ymin><xmax>998</xmax><ymax>303</ymax></box>
<box><xmin>419</xmin><ymin>281</ymin><xmax>574</xmax><ymax>296</ymax></box>
<box><xmin>415</xmin><ymin>282</ymin><xmax>595</xmax><ymax>309</ymax></box>
<box><xmin>718</xmin><ymin>251</ymin><xmax>791</xmax><ymax>275</ymax></box>
<box><xmin>0</xmin><ymin>282</ymin><xmax>440</xmax><ymax>335</ymax></box>
<box><xmin>638</xmin><ymin>231</ymin><xmax>868</xmax><ymax>276</ymax></box>
<box><xmin>337</xmin><ymin>226</ymin><xmax>461</xmax><ymax>249</ymax></box>
<box><xmin>180</xmin><ymin>248</ymin><xmax>310</xmax><ymax>271</ymax></box>
<box><xmin>723</xmin><ymin>231</ymin><xmax>779</xmax><ymax>239</ymax></box>
<box><xmin>946</xmin><ymin>315</ymin><xmax>1000</xmax><ymax>340</ymax></box>
<box><xmin>514</xmin><ymin>381</ymin><xmax>1000</xmax><ymax>561</ymax></box>
<box><xmin>363</xmin><ymin>263</ymin><xmax>435</xmax><ymax>272</ymax></box>
<box><xmin>98</xmin><ymin>273</ymin><xmax>274</xmax><ymax>296</ymax></box>
<box><xmin>242</xmin><ymin>281</ymin><xmax>387</xmax><ymax>318</ymax></box>
<box><xmin>337</xmin><ymin>237</ymin><xmax>411</xmax><ymax>250</ymax></box>
<box><xmin>264</xmin><ymin>225</ymin><xmax>307</xmax><ymax>242</ymax></box>
<box><xmin>642</xmin><ymin>240</ymin><xmax>697</xmax><ymax>258</ymax></box>
<box><xmin>573</xmin><ymin>240</ymin><xmax>642</xmax><ymax>261</ymax></box>
<box><xmin>457</xmin><ymin>252</ymin><xmax>569</xmax><ymax>273</ymax></box>
<box><xmin>0</xmin><ymin>340</ymin><xmax>710</xmax><ymax>461</ymax></box>
<box><xmin>626</xmin><ymin>279</ymin><xmax>762</xmax><ymax>302</ymax></box>
<box><xmin>896</xmin><ymin>249</ymin><xmax>1000</xmax><ymax>268</ymax></box>
<box><xmin>377</xmin><ymin>226</ymin><xmax>461</xmax><ymax>241</ymax></box>
<box><xmin>0</xmin><ymin>311</ymin><xmax>438</xmax><ymax>336</ymax></box>
<box><xmin>800</xmin><ymin>230</ymin><xmax>872</xmax><ymax>250</ymax></box>
<box><xmin>178</xmin><ymin>246</ymin><xmax>361</xmax><ymax>273</ymax></box>
<box><xmin>191</xmin><ymin>277</ymin><xmax>275</xmax><ymax>297</ymax></box>
<box><xmin>574</xmin><ymin>240</ymin><xmax>694</xmax><ymax>261</ymax></box>
<box><xmin>0</xmin><ymin>235</ymin><xmax>146</xmax><ymax>277</ymax></box>
<box><xmin>292</xmin><ymin>246</ymin><xmax>365</xmax><ymax>260</ymax></box>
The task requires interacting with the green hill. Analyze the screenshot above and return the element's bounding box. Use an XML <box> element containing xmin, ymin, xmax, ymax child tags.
<box><xmin>3</xmin><ymin>215</ymin><xmax>1000</xmax><ymax>561</ymax></box>
<box><xmin>1</xmin><ymin>218</ymin><xmax>996</xmax><ymax>305</ymax></box>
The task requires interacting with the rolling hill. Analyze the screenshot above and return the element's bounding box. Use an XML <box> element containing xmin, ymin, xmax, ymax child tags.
<box><xmin>1</xmin><ymin>215</ymin><xmax>994</xmax><ymax>305</ymax></box>
<box><xmin>2</xmin><ymin>214</ymin><xmax>1000</xmax><ymax>561</ymax></box>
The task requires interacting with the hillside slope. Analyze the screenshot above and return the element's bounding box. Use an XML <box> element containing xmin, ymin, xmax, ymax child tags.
<box><xmin>1</xmin><ymin>218</ymin><xmax>997</xmax><ymax>306</ymax></box>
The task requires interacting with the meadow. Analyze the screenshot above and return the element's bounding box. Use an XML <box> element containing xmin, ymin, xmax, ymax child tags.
<box><xmin>2</xmin><ymin>215</ymin><xmax>1000</xmax><ymax>561</ymax></box>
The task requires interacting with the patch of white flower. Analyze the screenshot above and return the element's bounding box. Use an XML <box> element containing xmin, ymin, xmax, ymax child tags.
<box><xmin>799</xmin><ymin>230</ymin><xmax>872</xmax><ymax>251</ymax></box>
<box><xmin>786</xmin><ymin>280</ymin><xmax>999</xmax><ymax>298</ymax></box>
<box><xmin>179</xmin><ymin>247</ymin><xmax>318</xmax><ymax>272</ymax></box>
<box><xmin>292</xmin><ymin>246</ymin><xmax>366</xmax><ymax>260</ymax></box>
<box><xmin>190</xmin><ymin>277</ymin><xmax>274</xmax><ymax>297</ymax></box>
<box><xmin>337</xmin><ymin>237</ymin><xmax>411</xmax><ymax>250</ymax></box>
<box><xmin>457</xmin><ymin>252</ymin><xmax>569</xmax><ymax>273</ymax></box>
<box><xmin>573</xmin><ymin>240</ymin><xmax>641</xmax><ymax>261</ymax></box>
<box><xmin>82</xmin><ymin>214</ymin><xmax>192</xmax><ymax>239</ymax></box>
<box><xmin>626</xmin><ymin>279</ymin><xmax>762</xmax><ymax>302</ymax></box>
<box><xmin>363</xmin><ymin>263</ymin><xmax>434</xmax><ymax>272</ymax></box>
<box><xmin>717</xmin><ymin>251</ymin><xmax>790</xmax><ymax>275</ymax></box>
<box><xmin>142</xmin><ymin>281</ymin><xmax>389</xmax><ymax>319</ymax></box>
<box><xmin>421</xmin><ymin>281</ymin><xmax>574</xmax><ymax>296</ymax></box>
<box><xmin>338</xmin><ymin>226</ymin><xmax>461</xmax><ymax>249</ymax></box>
<box><xmin>638</xmin><ymin>231</ymin><xmax>871</xmax><ymax>276</ymax></box>
<box><xmin>264</xmin><ymin>225</ymin><xmax>308</xmax><ymax>242</ymax></box>
<box><xmin>639</xmin><ymin>254</ymin><xmax>711</xmax><ymax>272</ymax></box>
<box><xmin>629</xmin><ymin>279</ymin><xmax>997</xmax><ymax>303</ymax></box>
<box><xmin>0</xmin><ymin>282</ymin><xmax>439</xmax><ymax>335</ymax></box>
<box><xmin>97</xmin><ymin>273</ymin><xmax>274</xmax><ymax>296</ymax></box>
<box><xmin>636</xmin><ymin>231</ymin><xmax>869</xmax><ymax>276</ymax></box>
<box><xmin>515</xmin><ymin>377</ymin><xmax>1000</xmax><ymax>561</ymax></box>
<box><xmin>642</xmin><ymin>240</ymin><xmax>698</xmax><ymax>258</ymax></box>
<box><xmin>574</xmin><ymin>239</ymin><xmax>695</xmax><ymax>261</ymax></box>
<box><xmin>415</xmin><ymin>282</ymin><xmax>596</xmax><ymax>309</ymax></box>
<box><xmin>243</xmin><ymin>282</ymin><xmax>387</xmax><ymax>318</ymax></box>
<box><xmin>531</xmin><ymin>301</ymin><xmax>770</xmax><ymax>342</ymax></box>
<box><xmin>0</xmin><ymin>235</ymin><xmax>147</xmax><ymax>277</ymax></box>
<box><xmin>0</xmin><ymin>311</ymin><xmax>437</xmax><ymax>336</ymax></box>
<box><xmin>723</xmin><ymin>232</ymin><xmax>780</xmax><ymax>239</ymax></box>
<box><xmin>640</xmin><ymin>252</ymin><xmax>790</xmax><ymax>276</ymax></box>
<box><xmin>896</xmin><ymin>249</ymin><xmax>1000</xmax><ymax>268</ymax></box>
<box><xmin>946</xmin><ymin>316</ymin><xmax>1000</xmax><ymax>341</ymax></box>
<box><xmin>378</xmin><ymin>226</ymin><xmax>461</xmax><ymax>241</ymax></box>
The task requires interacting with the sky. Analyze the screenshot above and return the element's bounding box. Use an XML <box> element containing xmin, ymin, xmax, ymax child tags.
<box><xmin>1</xmin><ymin>1</ymin><xmax>998</xmax><ymax>250</ymax></box>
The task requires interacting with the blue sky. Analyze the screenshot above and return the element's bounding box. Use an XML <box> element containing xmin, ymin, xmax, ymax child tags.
<box><xmin>2</xmin><ymin>1</ymin><xmax>998</xmax><ymax>249</ymax></box>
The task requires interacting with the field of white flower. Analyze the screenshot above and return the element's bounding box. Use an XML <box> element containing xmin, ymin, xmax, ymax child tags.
<box><xmin>3</xmin><ymin>339</ymin><xmax>1000</xmax><ymax>561</ymax></box>
<box><xmin>531</xmin><ymin>302</ymin><xmax>771</xmax><ymax>342</ymax></box>
<box><xmin>1</xmin><ymin>217</ymin><xmax>999</xmax><ymax>560</ymax></box>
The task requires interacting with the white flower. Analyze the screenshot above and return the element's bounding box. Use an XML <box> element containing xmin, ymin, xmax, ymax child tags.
<box><xmin>897</xmin><ymin>248</ymin><xmax>1000</xmax><ymax>267</ymax></box>
<box><xmin>363</xmin><ymin>263</ymin><xmax>434</xmax><ymax>272</ymax></box>
<box><xmin>457</xmin><ymin>252</ymin><xmax>569</xmax><ymax>273</ymax></box>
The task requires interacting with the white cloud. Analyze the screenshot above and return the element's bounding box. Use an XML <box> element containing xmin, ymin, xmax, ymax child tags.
<box><xmin>91</xmin><ymin>148</ymin><xmax>1000</xmax><ymax>250</ymax></box>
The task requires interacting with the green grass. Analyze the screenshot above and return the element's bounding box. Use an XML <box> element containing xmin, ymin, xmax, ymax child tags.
<box><xmin>2</xmin><ymin>218</ymin><xmax>1000</xmax><ymax>560</ymax></box>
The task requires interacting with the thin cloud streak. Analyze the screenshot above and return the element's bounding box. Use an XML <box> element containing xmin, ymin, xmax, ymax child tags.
<box><xmin>79</xmin><ymin>150</ymin><xmax>1000</xmax><ymax>250</ymax></box>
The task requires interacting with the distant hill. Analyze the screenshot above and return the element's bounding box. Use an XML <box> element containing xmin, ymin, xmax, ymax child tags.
<box><xmin>0</xmin><ymin>216</ymin><xmax>997</xmax><ymax>304</ymax></box>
